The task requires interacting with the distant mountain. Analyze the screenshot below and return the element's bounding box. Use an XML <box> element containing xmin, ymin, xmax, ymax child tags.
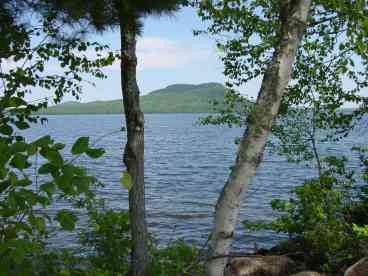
<box><xmin>40</xmin><ymin>82</ymin><xmax>226</xmax><ymax>114</ymax></box>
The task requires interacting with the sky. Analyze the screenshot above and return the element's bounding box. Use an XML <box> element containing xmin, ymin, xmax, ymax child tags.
<box><xmin>0</xmin><ymin>6</ymin><xmax>231</xmax><ymax>104</ymax></box>
<box><xmin>74</xmin><ymin>7</ymin><xmax>231</xmax><ymax>103</ymax></box>
<box><xmin>3</xmin><ymin>6</ymin><xmax>363</xmax><ymax>106</ymax></box>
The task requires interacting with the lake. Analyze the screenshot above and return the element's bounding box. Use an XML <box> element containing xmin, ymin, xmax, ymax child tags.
<box><xmin>24</xmin><ymin>113</ymin><xmax>367</xmax><ymax>252</ymax></box>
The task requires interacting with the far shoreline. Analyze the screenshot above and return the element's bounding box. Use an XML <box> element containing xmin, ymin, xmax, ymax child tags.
<box><xmin>37</xmin><ymin>112</ymin><xmax>216</xmax><ymax>115</ymax></box>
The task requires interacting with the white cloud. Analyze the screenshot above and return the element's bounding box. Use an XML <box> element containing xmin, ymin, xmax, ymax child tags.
<box><xmin>1</xmin><ymin>36</ymin><xmax>215</xmax><ymax>73</ymax></box>
<box><xmin>95</xmin><ymin>36</ymin><xmax>211</xmax><ymax>71</ymax></box>
<box><xmin>136</xmin><ymin>37</ymin><xmax>212</xmax><ymax>70</ymax></box>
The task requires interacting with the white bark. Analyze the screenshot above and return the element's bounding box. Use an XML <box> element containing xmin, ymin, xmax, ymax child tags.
<box><xmin>206</xmin><ymin>1</ymin><xmax>312</xmax><ymax>275</ymax></box>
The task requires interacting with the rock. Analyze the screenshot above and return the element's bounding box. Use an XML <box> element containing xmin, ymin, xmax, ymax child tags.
<box><xmin>291</xmin><ymin>272</ymin><xmax>326</xmax><ymax>276</ymax></box>
<box><xmin>344</xmin><ymin>257</ymin><xmax>368</xmax><ymax>276</ymax></box>
<box><xmin>226</xmin><ymin>255</ymin><xmax>297</xmax><ymax>276</ymax></box>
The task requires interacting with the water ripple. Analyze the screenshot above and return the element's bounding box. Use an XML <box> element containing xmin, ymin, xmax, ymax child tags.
<box><xmin>24</xmin><ymin>113</ymin><xmax>367</xmax><ymax>252</ymax></box>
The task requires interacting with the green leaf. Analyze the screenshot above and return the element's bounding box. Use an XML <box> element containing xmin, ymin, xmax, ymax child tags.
<box><xmin>55</xmin><ymin>175</ymin><xmax>74</xmax><ymax>195</ymax></box>
<box><xmin>55</xmin><ymin>209</ymin><xmax>77</xmax><ymax>231</ymax></box>
<box><xmin>120</xmin><ymin>171</ymin><xmax>133</xmax><ymax>191</ymax></box>
<box><xmin>8</xmin><ymin>172</ymin><xmax>17</xmax><ymax>185</ymax></box>
<box><xmin>0</xmin><ymin>179</ymin><xmax>11</xmax><ymax>193</ymax></box>
<box><xmin>16</xmin><ymin>178</ymin><xmax>32</xmax><ymax>187</ymax></box>
<box><xmin>10</xmin><ymin>153</ymin><xmax>31</xmax><ymax>169</ymax></box>
<box><xmin>11</xmin><ymin>141</ymin><xmax>28</xmax><ymax>153</ymax></box>
<box><xmin>15</xmin><ymin>121</ymin><xmax>30</xmax><ymax>130</ymax></box>
<box><xmin>27</xmin><ymin>143</ymin><xmax>38</xmax><ymax>155</ymax></box>
<box><xmin>9</xmin><ymin>96</ymin><xmax>27</xmax><ymax>107</ymax></box>
<box><xmin>29</xmin><ymin>215</ymin><xmax>46</xmax><ymax>232</ymax></box>
<box><xmin>72</xmin><ymin>175</ymin><xmax>94</xmax><ymax>193</ymax></box>
<box><xmin>37</xmin><ymin>195</ymin><xmax>50</xmax><ymax>207</ymax></box>
<box><xmin>0</xmin><ymin>208</ymin><xmax>17</xmax><ymax>217</ymax></box>
<box><xmin>0</xmin><ymin>124</ymin><xmax>13</xmax><ymax>135</ymax></box>
<box><xmin>85</xmin><ymin>148</ymin><xmax>105</xmax><ymax>158</ymax></box>
<box><xmin>40</xmin><ymin>182</ymin><xmax>55</xmax><ymax>197</ymax></box>
<box><xmin>38</xmin><ymin>163</ymin><xmax>58</xmax><ymax>175</ymax></box>
<box><xmin>54</xmin><ymin>143</ymin><xmax>65</xmax><ymax>150</ymax></box>
<box><xmin>33</xmin><ymin>135</ymin><xmax>52</xmax><ymax>147</ymax></box>
<box><xmin>40</xmin><ymin>147</ymin><xmax>63</xmax><ymax>167</ymax></box>
<box><xmin>71</xmin><ymin>137</ymin><xmax>89</xmax><ymax>155</ymax></box>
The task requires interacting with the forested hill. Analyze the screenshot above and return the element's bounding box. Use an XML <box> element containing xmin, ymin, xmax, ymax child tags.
<box><xmin>41</xmin><ymin>82</ymin><xmax>226</xmax><ymax>114</ymax></box>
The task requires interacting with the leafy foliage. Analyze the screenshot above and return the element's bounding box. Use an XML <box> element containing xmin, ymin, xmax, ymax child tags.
<box><xmin>196</xmin><ymin>0</ymin><xmax>367</xmax><ymax>163</ymax></box>
<box><xmin>79</xmin><ymin>208</ymin><xmax>204</xmax><ymax>276</ymax></box>
<box><xmin>149</xmin><ymin>240</ymin><xmax>204</xmax><ymax>276</ymax></box>
<box><xmin>1</xmin><ymin>7</ymin><xmax>203</xmax><ymax>275</ymax></box>
<box><xmin>244</xmin><ymin>151</ymin><xmax>368</xmax><ymax>272</ymax></box>
<box><xmin>81</xmin><ymin>209</ymin><xmax>131</xmax><ymax>275</ymax></box>
<box><xmin>200</xmin><ymin>88</ymin><xmax>252</xmax><ymax>128</ymax></box>
<box><xmin>38</xmin><ymin>0</ymin><xmax>183</xmax><ymax>34</ymax></box>
<box><xmin>0</xmin><ymin>8</ymin><xmax>116</xmax><ymax>275</ymax></box>
<box><xmin>195</xmin><ymin>1</ymin><xmax>368</xmax><ymax>272</ymax></box>
<box><xmin>195</xmin><ymin>0</ymin><xmax>368</xmax><ymax>98</ymax></box>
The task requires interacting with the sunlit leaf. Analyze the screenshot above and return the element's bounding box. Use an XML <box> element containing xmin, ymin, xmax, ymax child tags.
<box><xmin>120</xmin><ymin>171</ymin><xmax>133</xmax><ymax>191</ymax></box>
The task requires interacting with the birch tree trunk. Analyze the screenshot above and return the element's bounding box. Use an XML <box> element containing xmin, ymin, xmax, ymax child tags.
<box><xmin>119</xmin><ymin>22</ymin><xmax>149</xmax><ymax>276</ymax></box>
<box><xmin>205</xmin><ymin>1</ymin><xmax>312</xmax><ymax>275</ymax></box>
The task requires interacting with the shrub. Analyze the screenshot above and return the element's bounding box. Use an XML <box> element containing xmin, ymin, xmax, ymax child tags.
<box><xmin>81</xmin><ymin>209</ymin><xmax>131</xmax><ymax>275</ymax></box>
<box><xmin>0</xmin><ymin>12</ymin><xmax>114</xmax><ymax>275</ymax></box>
<box><xmin>244</xmin><ymin>154</ymin><xmax>368</xmax><ymax>272</ymax></box>
<box><xmin>149</xmin><ymin>239</ymin><xmax>204</xmax><ymax>276</ymax></box>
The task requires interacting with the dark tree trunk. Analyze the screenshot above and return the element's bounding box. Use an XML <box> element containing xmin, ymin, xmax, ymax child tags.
<box><xmin>119</xmin><ymin>22</ymin><xmax>149</xmax><ymax>276</ymax></box>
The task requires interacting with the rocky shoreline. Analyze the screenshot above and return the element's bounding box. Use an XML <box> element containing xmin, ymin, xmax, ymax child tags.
<box><xmin>225</xmin><ymin>255</ymin><xmax>368</xmax><ymax>276</ymax></box>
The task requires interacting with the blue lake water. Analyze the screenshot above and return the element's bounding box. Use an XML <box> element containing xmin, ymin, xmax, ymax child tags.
<box><xmin>24</xmin><ymin>113</ymin><xmax>367</xmax><ymax>252</ymax></box>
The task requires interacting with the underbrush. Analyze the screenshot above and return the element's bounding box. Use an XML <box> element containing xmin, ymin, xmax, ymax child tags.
<box><xmin>244</xmin><ymin>150</ymin><xmax>368</xmax><ymax>273</ymax></box>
